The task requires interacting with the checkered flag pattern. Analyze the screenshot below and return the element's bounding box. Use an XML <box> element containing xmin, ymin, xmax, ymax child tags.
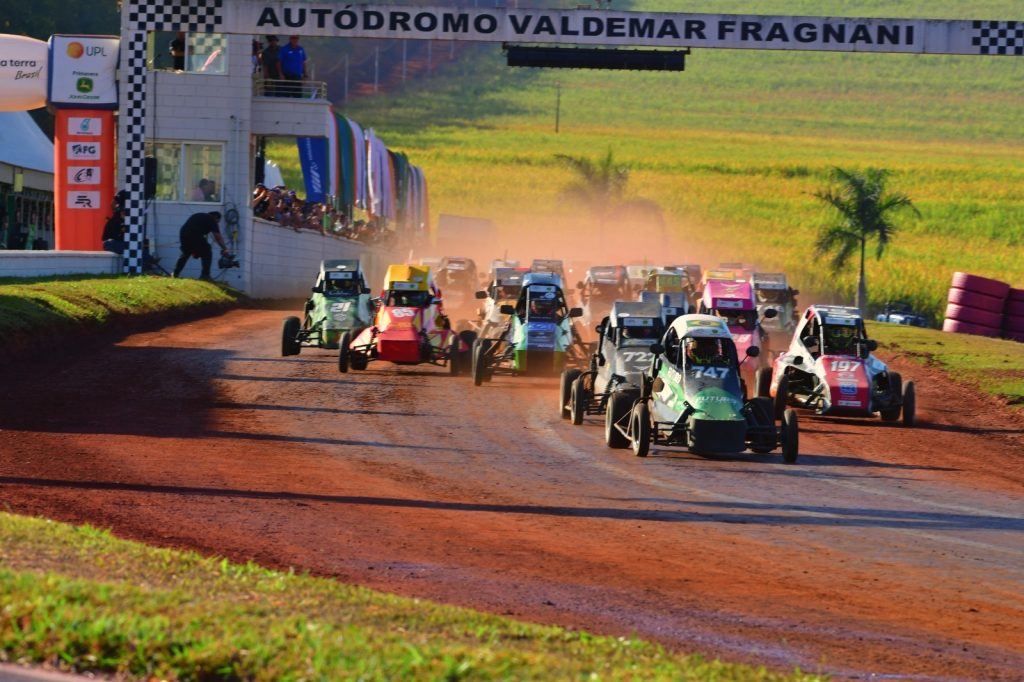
<box><xmin>972</xmin><ymin>21</ymin><xmax>1024</xmax><ymax>56</ymax></box>
<box><xmin>119</xmin><ymin>0</ymin><xmax>225</xmax><ymax>274</ymax></box>
<box><xmin>126</xmin><ymin>0</ymin><xmax>223</xmax><ymax>32</ymax></box>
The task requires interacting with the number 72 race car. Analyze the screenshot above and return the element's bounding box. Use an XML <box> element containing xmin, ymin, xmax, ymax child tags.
<box><xmin>765</xmin><ymin>305</ymin><xmax>916</xmax><ymax>426</ymax></box>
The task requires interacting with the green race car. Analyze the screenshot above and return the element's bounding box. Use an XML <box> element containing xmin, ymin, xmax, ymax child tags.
<box><xmin>281</xmin><ymin>259</ymin><xmax>375</xmax><ymax>371</ymax></box>
<box><xmin>608</xmin><ymin>313</ymin><xmax>799</xmax><ymax>462</ymax></box>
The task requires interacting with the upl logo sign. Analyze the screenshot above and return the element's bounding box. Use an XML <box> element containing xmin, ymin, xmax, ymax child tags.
<box><xmin>66</xmin><ymin>42</ymin><xmax>108</xmax><ymax>59</ymax></box>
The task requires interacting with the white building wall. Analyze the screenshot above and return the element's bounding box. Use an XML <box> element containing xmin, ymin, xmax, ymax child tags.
<box><xmin>0</xmin><ymin>252</ymin><xmax>120</xmax><ymax>278</ymax></box>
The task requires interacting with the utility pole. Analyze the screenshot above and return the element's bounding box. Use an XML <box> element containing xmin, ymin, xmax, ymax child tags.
<box><xmin>373</xmin><ymin>45</ymin><xmax>380</xmax><ymax>93</ymax></box>
<box><xmin>555</xmin><ymin>81</ymin><xmax>561</xmax><ymax>133</ymax></box>
<box><xmin>402</xmin><ymin>40</ymin><xmax>407</xmax><ymax>82</ymax></box>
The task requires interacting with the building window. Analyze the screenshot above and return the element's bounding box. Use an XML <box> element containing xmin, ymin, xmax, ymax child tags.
<box><xmin>144</xmin><ymin>142</ymin><xmax>223</xmax><ymax>203</ymax></box>
<box><xmin>147</xmin><ymin>31</ymin><xmax>228</xmax><ymax>75</ymax></box>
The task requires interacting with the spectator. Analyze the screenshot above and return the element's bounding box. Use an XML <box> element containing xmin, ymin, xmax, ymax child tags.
<box><xmin>260</xmin><ymin>35</ymin><xmax>283</xmax><ymax>96</ymax></box>
<box><xmin>173</xmin><ymin>211</ymin><xmax>231</xmax><ymax>280</ymax></box>
<box><xmin>170</xmin><ymin>32</ymin><xmax>185</xmax><ymax>70</ymax></box>
<box><xmin>189</xmin><ymin>178</ymin><xmax>217</xmax><ymax>202</ymax></box>
<box><xmin>102</xmin><ymin>205</ymin><xmax>127</xmax><ymax>255</ymax></box>
<box><xmin>280</xmin><ymin>35</ymin><xmax>307</xmax><ymax>97</ymax></box>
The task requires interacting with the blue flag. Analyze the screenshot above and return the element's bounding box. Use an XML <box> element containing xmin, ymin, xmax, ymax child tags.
<box><xmin>296</xmin><ymin>137</ymin><xmax>328</xmax><ymax>204</ymax></box>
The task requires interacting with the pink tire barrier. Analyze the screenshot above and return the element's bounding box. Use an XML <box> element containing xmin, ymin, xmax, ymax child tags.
<box><xmin>942</xmin><ymin>318</ymin><xmax>1001</xmax><ymax>337</ymax></box>
<box><xmin>1003</xmin><ymin>315</ymin><xmax>1024</xmax><ymax>334</ymax></box>
<box><xmin>946</xmin><ymin>287</ymin><xmax>1006</xmax><ymax>313</ymax></box>
<box><xmin>1004</xmin><ymin>299</ymin><xmax>1024</xmax><ymax>317</ymax></box>
<box><xmin>945</xmin><ymin>303</ymin><xmax>1003</xmax><ymax>329</ymax></box>
<box><xmin>950</xmin><ymin>272</ymin><xmax>1010</xmax><ymax>299</ymax></box>
<box><xmin>1008</xmin><ymin>288</ymin><xmax>1024</xmax><ymax>303</ymax></box>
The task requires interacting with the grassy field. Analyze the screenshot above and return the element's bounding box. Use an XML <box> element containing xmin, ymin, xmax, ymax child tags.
<box><xmin>0</xmin><ymin>276</ymin><xmax>242</xmax><ymax>360</ymax></box>
<box><xmin>0</xmin><ymin>512</ymin><xmax>824</xmax><ymax>681</ymax></box>
<box><xmin>270</xmin><ymin>0</ymin><xmax>1024</xmax><ymax>323</ymax></box>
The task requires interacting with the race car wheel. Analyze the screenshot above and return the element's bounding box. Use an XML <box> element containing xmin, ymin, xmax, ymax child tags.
<box><xmin>879</xmin><ymin>372</ymin><xmax>902</xmax><ymax>421</ymax></box>
<box><xmin>472</xmin><ymin>340</ymin><xmax>491</xmax><ymax>387</ymax></box>
<box><xmin>902</xmin><ymin>381</ymin><xmax>917</xmax><ymax>427</ymax></box>
<box><xmin>337</xmin><ymin>332</ymin><xmax>351</xmax><ymax>374</ymax></box>
<box><xmin>774</xmin><ymin>375</ymin><xmax>790</xmax><ymax>421</ymax></box>
<box><xmin>350</xmin><ymin>349</ymin><xmax>368</xmax><ymax>371</ymax></box>
<box><xmin>570</xmin><ymin>376</ymin><xmax>588</xmax><ymax>425</ymax></box>
<box><xmin>630</xmin><ymin>402</ymin><xmax>651</xmax><ymax>458</ymax></box>
<box><xmin>781</xmin><ymin>408</ymin><xmax>799</xmax><ymax>464</ymax></box>
<box><xmin>448</xmin><ymin>336</ymin><xmax>461</xmax><ymax>376</ymax></box>
<box><xmin>560</xmin><ymin>369</ymin><xmax>582</xmax><ymax>419</ymax></box>
<box><xmin>746</xmin><ymin>397</ymin><xmax>776</xmax><ymax>453</ymax></box>
<box><xmin>458</xmin><ymin>330</ymin><xmax>478</xmax><ymax>370</ymax></box>
<box><xmin>281</xmin><ymin>316</ymin><xmax>301</xmax><ymax>356</ymax></box>
<box><xmin>605</xmin><ymin>391</ymin><xmax>633</xmax><ymax>449</ymax></box>
<box><xmin>755</xmin><ymin>367</ymin><xmax>772</xmax><ymax>398</ymax></box>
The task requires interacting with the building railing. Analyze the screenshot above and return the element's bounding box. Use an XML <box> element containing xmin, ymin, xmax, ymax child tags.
<box><xmin>253</xmin><ymin>78</ymin><xmax>328</xmax><ymax>99</ymax></box>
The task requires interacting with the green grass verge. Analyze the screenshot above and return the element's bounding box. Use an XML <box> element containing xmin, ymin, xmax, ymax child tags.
<box><xmin>265</xmin><ymin>0</ymin><xmax>1023</xmax><ymax>324</ymax></box>
<box><xmin>0</xmin><ymin>276</ymin><xmax>243</xmax><ymax>360</ymax></box>
<box><xmin>869</xmin><ymin>322</ymin><xmax>1024</xmax><ymax>409</ymax></box>
<box><xmin>0</xmin><ymin>513</ymin><xmax>824</xmax><ymax>681</ymax></box>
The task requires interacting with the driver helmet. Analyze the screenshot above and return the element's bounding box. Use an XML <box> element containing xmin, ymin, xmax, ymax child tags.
<box><xmin>686</xmin><ymin>337</ymin><xmax>722</xmax><ymax>365</ymax></box>
<box><xmin>621</xmin><ymin>323</ymin><xmax>656</xmax><ymax>339</ymax></box>
<box><xmin>826</xmin><ymin>325</ymin><xmax>857</xmax><ymax>351</ymax></box>
<box><xmin>529</xmin><ymin>298</ymin><xmax>557</xmax><ymax>316</ymax></box>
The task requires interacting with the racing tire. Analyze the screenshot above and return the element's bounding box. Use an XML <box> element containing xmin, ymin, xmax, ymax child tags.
<box><xmin>755</xmin><ymin>367</ymin><xmax>772</xmax><ymax>398</ymax></box>
<box><xmin>630</xmin><ymin>402</ymin><xmax>651</xmax><ymax>458</ymax></box>
<box><xmin>1008</xmin><ymin>287</ymin><xmax>1024</xmax><ymax>303</ymax></box>
<box><xmin>946</xmin><ymin>287</ymin><xmax>1006</xmax><ymax>314</ymax></box>
<box><xmin>350</xmin><ymin>348</ymin><xmax>369</xmax><ymax>371</ymax></box>
<box><xmin>942</xmin><ymin>318</ymin><xmax>1001</xmax><ymax>338</ymax></box>
<box><xmin>605</xmin><ymin>391</ymin><xmax>632</xmax><ymax>449</ymax></box>
<box><xmin>1003</xmin><ymin>315</ymin><xmax>1024</xmax><ymax>334</ymax></box>
<box><xmin>570</xmin><ymin>376</ymin><xmax>588</xmax><ymax>425</ymax></box>
<box><xmin>746</xmin><ymin>397</ymin><xmax>776</xmax><ymax>453</ymax></box>
<box><xmin>281</xmin><ymin>316</ymin><xmax>301</xmax><ymax>357</ymax></box>
<box><xmin>781</xmin><ymin>409</ymin><xmax>799</xmax><ymax>464</ymax></box>
<box><xmin>950</xmin><ymin>272</ymin><xmax>1010</xmax><ymax>300</ymax></box>
<box><xmin>448</xmin><ymin>336</ymin><xmax>461</xmax><ymax>376</ymax></box>
<box><xmin>1003</xmin><ymin>300</ymin><xmax>1024</xmax><ymax>317</ymax></box>
<box><xmin>902</xmin><ymin>381</ymin><xmax>917</xmax><ymax>427</ymax></box>
<box><xmin>774</xmin><ymin>375</ymin><xmax>790</xmax><ymax>421</ymax></box>
<box><xmin>944</xmin><ymin>303</ymin><xmax>1003</xmax><ymax>329</ymax></box>
<box><xmin>560</xmin><ymin>369</ymin><xmax>582</xmax><ymax>419</ymax></box>
<box><xmin>472</xmin><ymin>340</ymin><xmax>490</xmax><ymax>387</ymax></box>
<box><xmin>337</xmin><ymin>332</ymin><xmax>351</xmax><ymax>374</ymax></box>
<box><xmin>879</xmin><ymin>371</ymin><xmax>902</xmax><ymax>421</ymax></box>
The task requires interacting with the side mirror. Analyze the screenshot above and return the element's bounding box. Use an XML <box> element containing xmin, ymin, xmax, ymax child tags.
<box><xmin>866</xmin><ymin>339</ymin><xmax>878</xmax><ymax>351</ymax></box>
<box><xmin>312</xmin><ymin>285</ymin><xmax>323</xmax><ymax>293</ymax></box>
<box><xmin>792</xmin><ymin>356</ymin><xmax>804</xmax><ymax>366</ymax></box>
<box><xmin>746</xmin><ymin>346</ymin><xmax>760</xmax><ymax>358</ymax></box>
<box><xmin>569</xmin><ymin>307</ymin><xmax>583</xmax><ymax>318</ymax></box>
<box><xmin>597</xmin><ymin>354</ymin><xmax>606</xmax><ymax>367</ymax></box>
<box><xmin>595</xmin><ymin>324</ymin><xmax>605</xmax><ymax>336</ymax></box>
<box><xmin>801</xmin><ymin>335</ymin><xmax>817</xmax><ymax>348</ymax></box>
<box><xmin>649</xmin><ymin>342</ymin><xmax>665</xmax><ymax>355</ymax></box>
<box><xmin>474</xmin><ymin>290</ymin><xmax>488</xmax><ymax>299</ymax></box>
<box><xmin>762</xmin><ymin>308</ymin><xmax>778</xmax><ymax>319</ymax></box>
<box><xmin>500</xmin><ymin>304</ymin><xmax>516</xmax><ymax>315</ymax></box>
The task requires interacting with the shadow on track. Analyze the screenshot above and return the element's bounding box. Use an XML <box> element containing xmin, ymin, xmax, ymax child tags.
<box><xmin>211</xmin><ymin>402</ymin><xmax>439</xmax><ymax>418</ymax></box>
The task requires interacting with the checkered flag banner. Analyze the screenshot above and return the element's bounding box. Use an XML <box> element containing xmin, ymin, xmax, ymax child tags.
<box><xmin>972</xmin><ymin>20</ymin><xmax>1024</xmax><ymax>56</ymax></box>
<box><xmin>126</xmin><ymin>0</ymin><xmax>224</xmax><ymax>32</ymax></box>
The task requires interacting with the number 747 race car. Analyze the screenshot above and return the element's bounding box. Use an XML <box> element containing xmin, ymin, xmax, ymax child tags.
<box><xmin>765</xmin><ymin>305</ymin><xmax>916</xmax><ymax>426</ymax></box>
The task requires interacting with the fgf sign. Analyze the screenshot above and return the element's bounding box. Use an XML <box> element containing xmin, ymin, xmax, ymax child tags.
<box><xmin>54</xmin><ymin>110</ymin><xmax>115</xmax><ymax>250</ymax></box>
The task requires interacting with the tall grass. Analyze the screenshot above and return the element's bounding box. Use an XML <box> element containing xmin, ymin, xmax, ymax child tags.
<box><xmin>272</xmin><ymin>0</ymin><xmax>1024</xmax><ymax>321</ymax></box>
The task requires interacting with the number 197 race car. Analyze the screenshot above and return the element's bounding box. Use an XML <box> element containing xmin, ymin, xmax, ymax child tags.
<box><xmin>767</xmin><ymin>305</ymin><xmax>916</xmax><ymax>426</ymax></box>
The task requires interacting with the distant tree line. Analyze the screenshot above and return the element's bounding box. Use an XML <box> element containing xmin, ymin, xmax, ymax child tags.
<box><xmin>2</xmin><ymin>0</ymin><xmax>119</xmax><ymax>41</ymax></box>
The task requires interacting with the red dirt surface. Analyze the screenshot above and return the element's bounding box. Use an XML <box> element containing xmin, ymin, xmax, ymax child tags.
<box><xmin>2</xmin><ymin>309</ymin><xmax>1022</xmax><ymax>680</ymax></box>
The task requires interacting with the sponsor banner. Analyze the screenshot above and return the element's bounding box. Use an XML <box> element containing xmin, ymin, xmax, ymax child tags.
<box><xmin>296</xmin><ymin>136</ymin><xmax>328</xmax><ymax>204</ymax></box>
<box><xmin>68</xmin><ymin>116</ymin><xmax>102</xmax><ymax>135</ymax></box>
<box><xmin>67</xmin><ymin>190</ymin><xmax>101</xmax><ymax>209</ymax></box>
<box><xmin>225</xmin><ymin>5</ymin><xmax>1023</xmax><ymax>56</ymax></box>
<box><xmin>0</xmin><ymin>33</ymin><xmax>48</xmax><ymax>111</ymax></box>
<box><xmin>48</xmin><ymin>35</ymin><xmax>118</xmax><ymax>109</ymax></box>
<box><xmin>67</xmin><ymin>166</ymin><xmax>101</xmax><ymax>185</ymax></box>
<box><xmin>67</xmin><ymin>141</ymin><xmax>100</xmax><ymax>160</ymax></box>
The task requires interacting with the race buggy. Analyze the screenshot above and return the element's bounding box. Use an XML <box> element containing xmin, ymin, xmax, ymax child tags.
<box><xmin>472</xmin><ymin>272</ymin><xmax>587</xmax><ymax>385</ymax></box>
<box><xmin>346</xmin><ymin>264</ymin><xmax>476</xmax><ymax>374</ymax></box>
<box><xmin>434</xmin><ymin>256</ymin><xmax>479</xmax><ymax>317</ymax></box>
<box><xmin>752</xmin><ymin>272</ymin><xmax>800</xmax><ymax>353</ymax></box>
<box><xmin>559</xmin><ymin>300</ymin><xmax>665</xmax><ymax>425</ymax></box>
<box><xmin>474</xmin><ymin>267</ymin><xmax>527</xmax><ymax>339</ymax></box>
<box><xmin>767</xmin><ymin>305</ymin><xmax>916</xmax><ymax>426</ymax></box>
<box><xmin>610</xmin><ymin>314</ymin><xmax>798</xmax><ymax>462</ymax></box>
<box><xmin>698</xmin><ymin>279</ymin><xmax>777</xmax><ymax>395</ymax></box>
<box><xmin>529</xmin><ymin>259</ymin><xmax>567</xmax><ymax>286</ymax></box>
<box><xmin>639</xmin><ymin>268</ymin><xmax>699</xmax><ymax>309</ymax></box>
<box><xmin>281</xmin><ymin>260</ymin><xmax>374</xmax><ymax>369</ymax></box>
<box><xmin>577</xmin><ymin>265</ymin><xmax>630</xmax><ymax>332</ymax></box>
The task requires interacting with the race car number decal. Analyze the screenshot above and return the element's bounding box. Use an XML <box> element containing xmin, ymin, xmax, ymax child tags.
<box><xmin>392</xmin><ymin>282</ymin><xmax>421</xmax><ymax>290</ymax></box>
<box><xmin>622</xmin><ymin>317</ymin><xmax>654</xmax><ymax>327</ymax></box>
<box><xmin>621</xmin><ymin>351</ymin><xmax>652</xmax><ymax>363</ymax></box>
<box><xmin>691</xmin><ymin>366</ymin><xmax>730</xmax><ymax>379</ymax></box>
<box><xmin>830</xmin><ymin>360</ymin><xmax>861</xmax><ymax>372</ymax></box>
<box><xmin>715</xmin><ymin>300</ymin><xmax>744</xmax><ymax>309</ymax></box>
<box><xmin>330</xmin><ymin>302</ymin><xmax>352</xmax><ymax>312</ymax></box>
<box><xmin>390</xmin><ymin>308</ymin><xmax>417</xmax><ymax>318</ymax></box>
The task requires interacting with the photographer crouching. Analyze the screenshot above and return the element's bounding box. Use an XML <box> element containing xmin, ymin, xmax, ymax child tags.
<box><xmin>172</xmin><ymin>210</ymin><xmax>234</xmax><ymax>281</ymax></box>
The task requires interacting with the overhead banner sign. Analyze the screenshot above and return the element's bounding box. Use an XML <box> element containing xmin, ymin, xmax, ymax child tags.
<box><xmin>0</xmin><ymin>33</ymin><xmax>48</xmax><ymax>111</ymax></box>
<box><xmin>222</xmin><ymin>5</ymin><xmax>1023</xmax><ymax>56</ymax></box>
<box><xmin>48</xmin><ymin>35</ymin><xmax>119</xmax><ymax>109</ymax></box>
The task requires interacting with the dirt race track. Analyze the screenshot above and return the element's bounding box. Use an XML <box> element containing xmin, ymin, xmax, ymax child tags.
<box><xmin>2</xmin><ymin>309</ymin><xmax>1023</xmax><ymax>681</ymax></box>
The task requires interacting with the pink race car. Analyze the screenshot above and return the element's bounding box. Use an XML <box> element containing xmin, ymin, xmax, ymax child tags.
<box><xmin>698</xmin><ymin>278</ymin><xmax>776</xmax><ymax>395</ymax></box>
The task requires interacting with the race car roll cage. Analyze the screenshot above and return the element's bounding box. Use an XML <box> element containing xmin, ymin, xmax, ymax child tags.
<box><xmin>294</xmin><ymin>270</ymin><xmax>373</xmax><ymax>347</ymax></box>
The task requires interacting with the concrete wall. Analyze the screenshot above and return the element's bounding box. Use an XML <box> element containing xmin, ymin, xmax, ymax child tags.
<box><xmin>249</xmin><ymin>218</ymin><xmax>393</xmax><ymax>299</ymax></box>
<box><xmin>0</xmin><ymin>251</ymin><xmax>120</xmax><ymax>278</ymax></box>
<box><xmin>251</xmin><ymin>97</ymin><xmax>330</xmax><ymax>137</ymax></box>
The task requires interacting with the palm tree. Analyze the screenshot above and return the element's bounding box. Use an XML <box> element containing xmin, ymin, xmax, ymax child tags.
<box><xmin>813</xmin><ymin>167</ymin><xmax>918</xmax><ymax>312</ymax></box>
<box><xmin>555</xmin><ymin>148</ymin><xmax>664</xmax><ymax>249</ymax></box>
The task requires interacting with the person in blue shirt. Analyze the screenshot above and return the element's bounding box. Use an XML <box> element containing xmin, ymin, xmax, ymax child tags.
<box><xmin>279</xmin><ymin>35</ymin><xmax>307</xmax><ymax>97</ymax></box>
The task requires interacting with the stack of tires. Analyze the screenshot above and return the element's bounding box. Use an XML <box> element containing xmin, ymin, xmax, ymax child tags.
<box><xmin>943</xmin><ymin>272</ymin><xmax>1009</xmax><ymax>338</ymax></box>
<box><xmin>1004</xmin><ymin>288</ymin><xmax>1024</xmax><ymax>343</ymax></box>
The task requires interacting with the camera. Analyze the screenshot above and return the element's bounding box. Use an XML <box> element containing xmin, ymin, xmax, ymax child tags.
<box><xmin>219</xmin><ymin>253</ymin><xmax>240</xmax><ymax>269</ymax></box>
